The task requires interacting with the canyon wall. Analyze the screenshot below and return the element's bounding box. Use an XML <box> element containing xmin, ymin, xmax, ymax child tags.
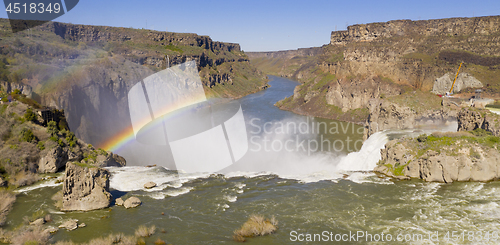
<box><xmin>0</xmin><ymin>19</ymin><xmax>267</xmax><ymax>151</ymax></box>
<box><xmin>253</xmin><ymin>15</ymin><xmax>500</xmax><ymax>136</ymax></box>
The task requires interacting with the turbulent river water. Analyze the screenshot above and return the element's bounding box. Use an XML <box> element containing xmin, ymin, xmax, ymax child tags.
<box><xmin>7</xmin><ymin>76</ymin><xmax>500</xmax><ymax>244</ymax></box>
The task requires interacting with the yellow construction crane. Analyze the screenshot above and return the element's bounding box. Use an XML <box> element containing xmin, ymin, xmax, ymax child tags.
<box><xmin>449</xmin><ymin>62</ymin><xmax>463</xmax><ymax>94</ymax></box>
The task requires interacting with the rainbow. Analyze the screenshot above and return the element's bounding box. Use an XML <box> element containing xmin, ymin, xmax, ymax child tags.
<box><xmin>99</xmin><ymin>94</ymin><xmax>208</xmax><ymax>152</ymax></box>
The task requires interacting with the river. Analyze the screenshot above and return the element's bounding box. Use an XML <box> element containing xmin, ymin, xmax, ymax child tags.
<box><xmin>7</xmin><ymin>76</ymin><xmax>500</xmax><ymax>244</ymax></box>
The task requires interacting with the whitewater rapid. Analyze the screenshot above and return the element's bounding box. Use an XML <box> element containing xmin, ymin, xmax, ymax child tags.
<box><xmin>106</xmin><ymin>130</ymin><xmax>392</xmax><ymax>199</ymax></box>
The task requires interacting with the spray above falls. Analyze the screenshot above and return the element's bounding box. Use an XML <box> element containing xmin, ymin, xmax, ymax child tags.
<box><xmin>127</xmin><ymin>61</ymin><xmax>249</xmax><ymax>173</ymax></box>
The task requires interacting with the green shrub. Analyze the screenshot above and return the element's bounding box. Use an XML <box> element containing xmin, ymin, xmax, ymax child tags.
<box><xmin>47</xmin><ymin>121</ymin><xmax>58</xmax><ymax>135</ymax></box>
<box><xmin>65</xmin><ymin>131</ymin><xmax>77</xmax><ymax>148</ymax></box>
<box><xmin>98</xmin><ymin>148</ymin><xmax>107</xmax><ymax>156</ymax></box>
<box><xmin>60</xmin><ymin>129</ymin><xmax>67</xmax><ymax>136</ymax></box>
<box><xmin>49</xmin><ymin>136</ymin><xmax>58</xmax><ymax>142</ymax></box>
<box><xmin>11</xmin><ymin>89</ymin><xmax>21</xmax><ymax>95</ymax></box>
<box><xmin>57</xmin><ymin>139</ymin><xmax>64</xmax><ymax>147</ymax></box>
<box><xmin>37</xmin><ymin>141</ymin><xmax>45</xmax><ymax>151</ymax></box>
<box><xmin>470</xmin><ymin>148</ymin><xmax>481</xmax><ymax>159</ymax></box>
<box><xmin>20</xmin><ymin>128</ymin><xmax>37</xmax><ymax>143</ymax></box>
<box><xmin>470</xmin><ymin>128</ymin><xmax>493</xmax><ymax>137</ymax></box>
<box><xmin>0</xmin><ymin>104</ymin><xmax>7</xmax><ymax>114</ymax></box>
<box><xmin>24</xmin><ymin>108</ymin><xmax>36</xmax><ymax>122</ymax></box>
<box><xmin>58</xmin><ymin>119</ymin><xmax>69</xmax><ymax>131</ymax></box>
<box><xmin>416</xmin><ymin>134</ymin><xmax>427</xmax><ymax>143</ymax></box>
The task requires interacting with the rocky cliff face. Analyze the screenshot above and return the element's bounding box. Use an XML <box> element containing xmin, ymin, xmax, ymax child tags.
<box><xmin>330</xmin><ymin>17</ymin><xmax>500</xmax><ymax>45</ymax></box>
<box><xmin>39</xmin><ymin>22</ymin><xmax>241</xmax><ymax>53</ymax></box>
<box><xmin>325</xmin><ymin>16</ymin><xmax>500</xmax><ymax>91</ymax></box>
<box><xmin>0</xmin><ymin>82</ymin><xmax>32</xmax><ymax>98</ymax></box>
<box><xmin>376</xmin><ymin>108</ymin><xmax>500</xmax><ymax>182</ymax></box>
<box><xmin>325</xmin><ymin>76</ymin><xmax>402</xmax><ymax>112</ymax></box>
<box><xmin>0</xmin><ymin>18</ymin><xmax>268</xmax><ymax>149</ymax></box>
<box><xmin>257</xmin><ymin>16</ymin><xmax>500</xmax><ymax>132</ymax></box>
<box><xmin>376</xmin><ymin>132</ymin><xmax>500</xmax><ymax>183</ymax></box>
<box><xmin>457</xmin><ymin>107</ymin><xmax>500</xmax><ymax>136</ymax></box>
<box><xmin>0</xmin><ymin>102</ymin><xmax>125</xmax><ymax>183</ymax></box>
<box><xmin>62</xmin><ymin>162</ymin><xmax>111</xmax><ymax>211</ymax></box>
<box><xmin>365</xmin><ymin>98</ymin><xmax>456</xmax><ymax>139</ymax></box>
<box><xmin>248</xmin><ymin>47</ymin><xmax>323</xmax><ymax>79</ymax></box>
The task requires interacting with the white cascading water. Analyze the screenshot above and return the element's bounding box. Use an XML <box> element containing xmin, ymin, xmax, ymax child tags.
<box><xmin>335</xmin><ymin>132</ymin><xmax>389</xmax><ymax>171</ymax></box>
<box><xmin>106</xmin><ymin>130</ymin><xmax>392</xmax><ymax>197</ymax></box>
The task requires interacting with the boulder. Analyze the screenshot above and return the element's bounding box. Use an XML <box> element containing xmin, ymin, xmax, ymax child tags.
<box><xmin>29</xmin><ymin>218</ymin><xmax>45</xmax><ymax>226</ymax></box>
<box><xmin>458</xmin><ymin>108</ymin><xmax>500</xmax><ymax>136</ymax></box>
<box><xmin>38</xmin><ymin>146</ymin><xmax>67</xmax><ymax>173</ymax></box>
<box><xmin>61</xmin><ymin>163</ymin><xmax>112</xmax><ymax>211</ymax></box>
<box><xmin>123</xmin><ymin>197</ymin><xmax>141</xmax><ymax>209</ymax></box>
<box><xmin>67</xmin><ymin>148</ymin><xmax>83</xmax><ymax>162</ymax></box>
<box><xmin>58</xmin><ymin>219</ymin><xmax>79</xmax><ymax>231</ymax></box>
<box><xmin>144</xmin><ymin>181</ymin><xmax>157</xmax><ymax>189</ymax></box>
<box><xmin>115</xmin><ymin>197</ymin><xmax>124</xmax><ymax>206</ymax></box>
<box><xmin>45</xmin><ymin>226</ymin><xmax>59</xmax><ymax>234</ymax></box>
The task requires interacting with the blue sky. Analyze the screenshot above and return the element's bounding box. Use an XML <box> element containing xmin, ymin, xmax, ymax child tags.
<box><xmin>2</xmin><ymin>0</ymin><xmax>499</xmax><ymax>51</ymax></box>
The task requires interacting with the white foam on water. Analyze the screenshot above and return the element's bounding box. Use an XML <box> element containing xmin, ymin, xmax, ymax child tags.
<box><xmin>224</xmin><ymin>195</ymin><xmax>237</xmax><ymax>203</ymax></box>
<box><xmin>223</xmin><ymin>171</ymin><xmax>275</xmax><ymax>179</ymax></box>
<box><xmin>345</xmin><ymin>172</ymin><xmax>393</xmax><ymax>185</ymax></box>
<box><xmin>487</xmin><ymin>107</ymin><xmax>500</xmax><ymax>115</ymax></box>
<box><xmin>235</xmin><ymin>183</ymin><xmax>245</xmax><ymax>189</ymax></box>
<box><xmin>15</xmin><ymin>178</ymin><xmax>62</xmax><ymax>193</ymax></box>
<box><xmin>145</xmin><ymin>187</ymin><xmax>193</xmax><ymax>200</ymax></box>
<box><xmin>105</xmin><ymin>121</ymin><xmax>459</xmax><ymax>190</ymax></box>
<box><xmin>106</xmin><ymin>166</ymin><xmax>211</xmax><ymax>192</ymax></box>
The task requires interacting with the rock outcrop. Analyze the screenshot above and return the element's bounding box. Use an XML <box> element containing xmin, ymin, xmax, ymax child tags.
<box><xmin>431</xmin><ymin>72</ymin><xmax>483</xmax><ymax>94</ymax></box>
<box><xmin>365</xmin><ymin>99</ymin><xmax>456</xmax><ymax>139</ymax></box>
<box><xmin>95</xmin><ymin>153</ymin><xmax>127</xmax><ymax>168</ymax></box>
<box><xmin>457</xmin><ymin>108</ymin><xmax>500</xmax><ymax>136</ymax></box>
<box><xmin>38</xmin><ymin>146</ymin><xmax>67</xmax><ymax>173</ymax></box>
<box><xmin>61</xmin><ymin>163</ymin><xmax>112</xmax><ymax>211</ymax></box>
<box><xmin>38</xmin><ymin>143</ymin><xmax>126</xmax><ymax>173</ymax></box>
<box><xmin>325</xmin><ymin>76</ymin><xmax>403</xmax><ymax>112</ymax></box>
<box><xmin>376</xmin><ymin>134</ymin><xmax>500</xmax><ymax>183</ymax></box>
<box><xmin>330</xmin><ymin>17</ymin><xmax>500</xmax><ymax>45</ymax></box>
<box><xmin>0</xmin><ymin>81</ymin><xmax>33</xmax><ymax>98</ymax></box>
<box><xmin>0</xmin><ymin>102</ymin><xmax>126</xmax><ymax>186</ymax></box>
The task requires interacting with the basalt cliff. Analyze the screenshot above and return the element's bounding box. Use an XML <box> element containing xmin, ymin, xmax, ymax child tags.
<box><xmin>376</xmin><ymin>108</ymin><xmax>500</xmax><ymax>183</ymax></box>
<box><xmin>0</xmin><ymin>19</ymin><xmax>267</xmax><ymax>151</ymax></box>
<box><xmin>250</xmin><ymin>16</ymin><xmax>500</xmax><ymax>136</ymax></box>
